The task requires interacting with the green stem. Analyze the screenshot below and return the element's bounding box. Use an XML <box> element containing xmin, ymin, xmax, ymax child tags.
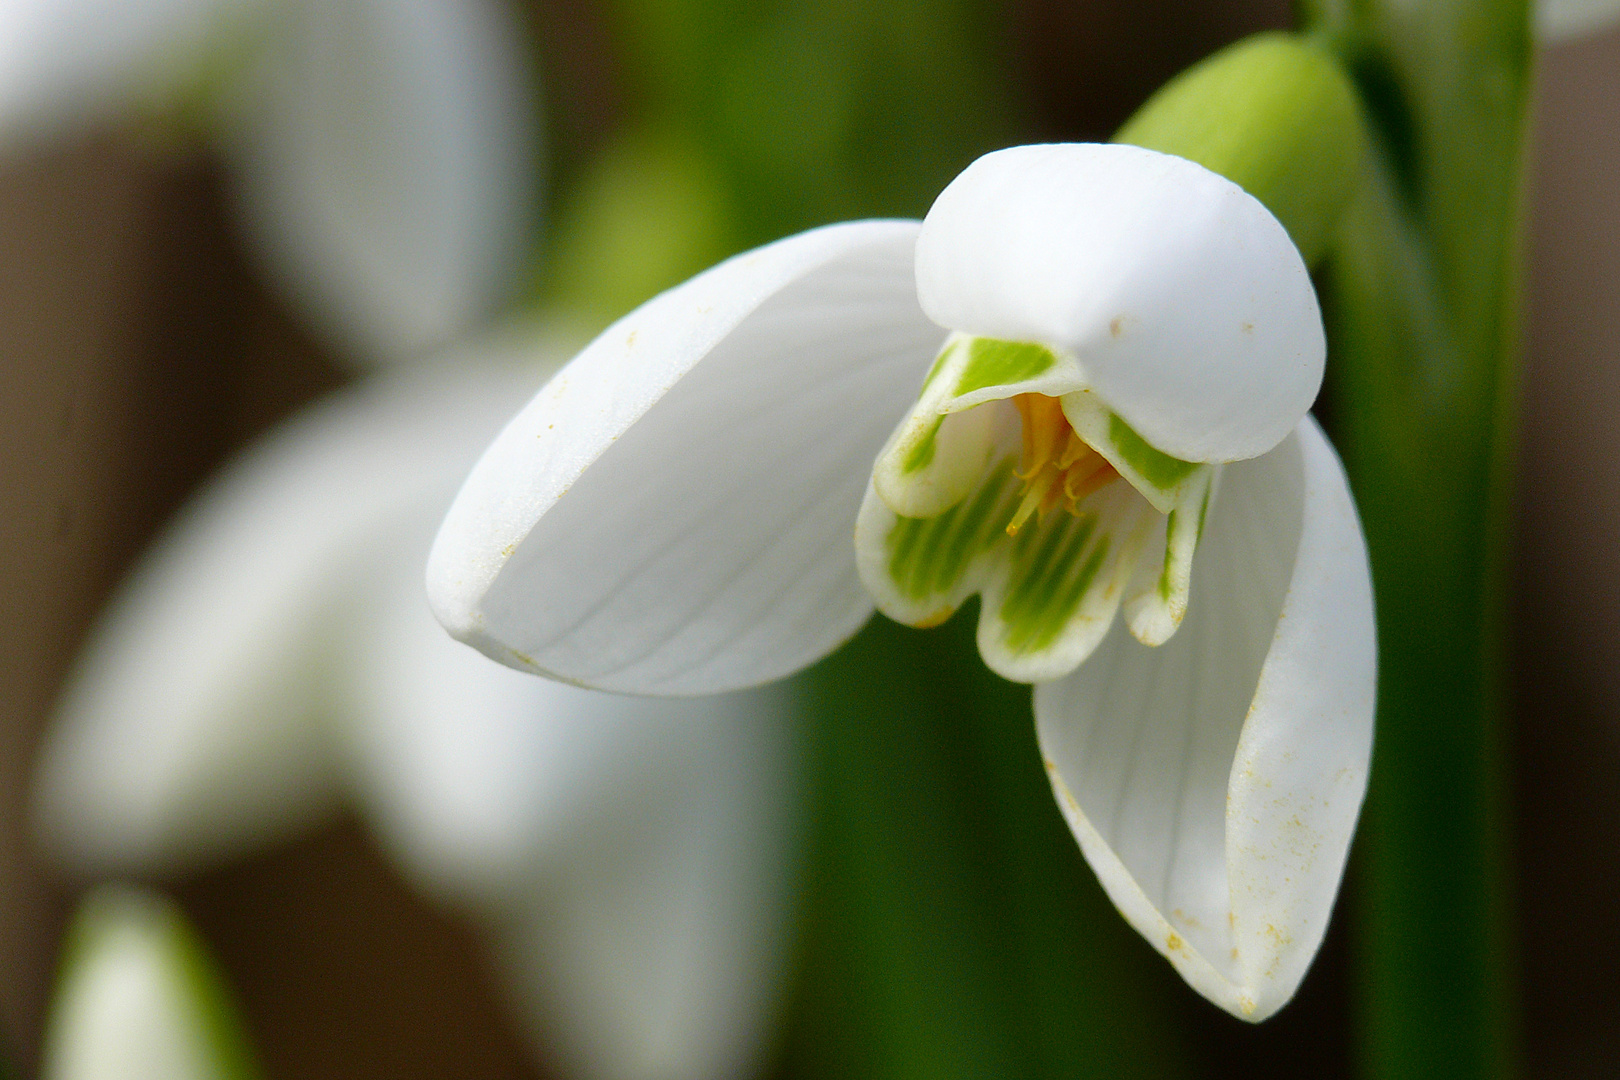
<box><xmin>785</xmin><ymin>614</ymin><xmax>1190</xmax><ymax>1079</ymax></box>
<box><xmin>1300</xmin><ymin>1</ymin><xmax>1532</xmax><ymax>1076</ymax></box>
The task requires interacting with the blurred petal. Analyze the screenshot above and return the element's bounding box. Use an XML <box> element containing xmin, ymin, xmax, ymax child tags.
<box><xmin>1538</xmin><ymin>0</ymin><xmax>1620</xmax><ymax>40</ymax></box>
<box><xmin>32</xmin><ymin>360</ymin><xmax>535</xmax><ymax>875</ymax></box>
<box><xmin>228</xmin><ymin>0</ymin><xmax>540</xmax><ymax>363</ymax></box>
<box><xmin>490</xmin><ymin>687</ymin><xmax>799</xmax><ymax>1080</ymax></box>
<box><xmin>343</xmin><ymin>523</ymin><xmax>733</xmax><ymax>913</ymax></box>
<box><xmin>1035</xmin><ymin>418</ymin><xmax>1374</xmax><ymax>1020</ymax></box>
<box><xmin>41</xmin><ymin>886</ymin><xmax>258</xmax><ymax>1080</ymax></box>
<box><xmin>0</xmin><ymin>0</ymin><xmax>246</xmax><ymax>144</ymax></box>
<box><xmin>430</xmin><ymin>220</ymin><xmax>942</xmax><ymax>695</ymax></box>
<box><xmin>915</xmin><ymin>143</ymin><xmax>1323</xmax><ymax>463</ymax></box>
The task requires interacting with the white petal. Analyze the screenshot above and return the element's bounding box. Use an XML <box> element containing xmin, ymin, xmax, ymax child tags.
<box><xmin>1034</xmin><ymin>417</ymin><xmax>1374</xmax><ymax>1020</ymax></box>
<box><xmin>0</xmin><ymin>0</ymin><xmax>250</xmax><ymax>144</ymax></box>
<box><xmin>488</xmin><ymin>688</ymin><xmax>799</xmax><ymax>1080</ymax></box>
<box><xmin>41</xmin><ymin>887</ymin><xmax>246</xmax><ymax>1080</ymax></box>
<box><xmin>1121</xmin><ymin>465</ymin><xmax>1218</xmax><ymax>646</ymax></box>
<box><xmin>31</xmin><ymin>361</ymin><xmax>538</xmax><ymax>876</ymax></box>
<box><xmin>916</xmin><ymin>143</ymin><xmax>1324</xmax><ymax>463</ymax></box>
<box><xmin>1538</xmin><ymin>0</ymin><xmax>1620</xmax><ymax>41</ymax></box>
<box><xmin>227</xmin><ymin>0</ymin><xmax>540</xmax><ymax>364</ymax></box>
<box><xmin>430</xmin><ymin>220</ymin><xmax>944</xmax><ymax>695</ymax></box>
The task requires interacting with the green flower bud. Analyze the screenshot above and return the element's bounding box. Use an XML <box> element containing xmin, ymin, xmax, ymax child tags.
<box><xmin>1115</xmin><ymin>32</ymin><xmax>1366</xmax><ymax>267</ymax></box>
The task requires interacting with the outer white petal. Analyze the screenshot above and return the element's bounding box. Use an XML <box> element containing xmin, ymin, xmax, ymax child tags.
<box><xmin>31</xmin><ymin>359</ymin><xmax>539</xmax><ymax>876</ymax></box>
<box><xmin>489</xmin><ymin>688</ymin><xmax>798</xmax><ymax>1080</ymax></box>
<box><xmin>227</xmin><ymin>0</ymin><xmax>539</xmax><ymax>364</ymax></box>
<box><xmin>0</xmin><ymin>0</ymin><xmax>252</xmax><ymax>144</ymax></box>
<box><xmin>916</xmin><ymin>143</ymin><xmax>1324</xmax><ymax>463</ymax></box>
<box><xmin>1538</xmin><ymin>0</ymin><xmax>1620</xmax><ymax>40</ymax></box>
<box><xmin>1035</xmin><ymin>418</ymin><xmax>1374</xmax><ymax>1020</ymax></box>
<box><xmin>430</xmin><ymin>220</ymin><xmax>945</xmax><ymax>695</ymax></box>
<box><xmin>41</xmin><ymin>887</ymin><xmax>245</xmax><ymax>1080</ymax></box>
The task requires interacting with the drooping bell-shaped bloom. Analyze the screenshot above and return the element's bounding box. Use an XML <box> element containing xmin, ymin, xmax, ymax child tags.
<box><xmin>40</xmin><ymin>886</ymin><xmax>259</xmax><ymax>1080</ymax></box>
<box><xmin>429</xmin><ymin>143</ymin><xmax>1377</xmax><ymax>1020</ymax></box>
<box><xmin>32</xmin><ymin>338</ymin><xmax>799</xmax><ymax>1080</ymax></box>
<box><xmin>0</xmin><ymin>0</ymin><xmax>538</xmax><ymax>364</ymax></box>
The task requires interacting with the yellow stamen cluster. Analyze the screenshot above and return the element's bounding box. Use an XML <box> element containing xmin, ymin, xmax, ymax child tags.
<box><xmin>1006</xmin><ymin>394</ymin><xmax>1119</xmax><ymax>535</ymax></box>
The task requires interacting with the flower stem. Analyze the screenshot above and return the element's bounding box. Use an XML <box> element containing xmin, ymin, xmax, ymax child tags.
<box><xmin>785</xmin><ymin>613</ymin><xmax>1191</xmax><ymax>1078</ymax></box>
<box><xmin>1300</xmin><ymin>1</ymin><xmax>1532</xmax><ymax>1075</ymax></box>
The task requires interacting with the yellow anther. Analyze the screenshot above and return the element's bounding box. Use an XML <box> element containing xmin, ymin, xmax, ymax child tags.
<box><xmin>1013</xmin><ymin>394</ymin><xmax>1069</xmax><ymax>480</ymax></box>
<box><xmin>1057</xmin><ymin>431</ymin><xmax>1091</xmax><ymax>470</ymax></box>
<box><xmin>1006</xmin><ymin>393</ymin><xmax>1120</xmax><ymax>535</ymax></box>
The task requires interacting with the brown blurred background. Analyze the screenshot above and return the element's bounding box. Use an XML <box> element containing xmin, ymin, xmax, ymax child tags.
<box><xmin>0</xmin><ymin>2</ymin><xmax>1613</xmax><ymax>1077</ymax></box>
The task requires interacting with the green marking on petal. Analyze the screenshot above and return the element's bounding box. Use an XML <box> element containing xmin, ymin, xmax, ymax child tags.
<box><xmin>885</xmin><ymin>459</ymin><xmax>1019</xmax><ymax>605</ymax></box>
<box><xmin>1122</xmin><ymin>465</ymin><xmax>1218</xmax><ymax>648</ymax></box>
<box><xmin>954</xmin><ymin>338</ymin><xmax>1058</xmax><ymax>397</ymax></box>
<box><xmin>1059</xmin><ymin>393</ymin><xmax>1210</xmax><ymax>515</ymax></box>
<box><xmin>919</xmin><ymin>337</ymin><xmax>959</xmax><ymax>393</ymax></box>
<box><xmin>999</xmin><ymin>515</ymin><xmax>1107</xmax><ymax>653</ymax></box>
<box><xmin>1108</xmin><ymin>413</ymin><xmax>1199</xmax><ymax>490</ymax></box>
<box><xmin>901</xmin><ymin>416</ymin><xmax>944</xmax><ymax>474</ymax></box>
<box><xmin>1158</xmin><ymin>511</ymin><xmax>1178</xmax><ymax>601</ymax></box>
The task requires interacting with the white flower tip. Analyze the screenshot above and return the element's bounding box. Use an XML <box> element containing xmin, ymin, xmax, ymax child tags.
<box><xmin>1034</xmin><ymin>420</ymin><xmax>1373</xmax><ymax>1022</ymax></box>
<box><xmin>916</xmin><ymin>143</ymin><xmax>1323</xmax><ymax>463</ymax></box>
<box><xmin>429</xmin><ymin>219</ymin><xmax>936</xmax><ymax>695</ymax></box>
<box><xmin>42</xmin><ymin>886</ymin><xmax>254</xmax><ymax>1080</ymax></box>
<box><xmin>1045</xmin><ymin>761</ymin><xmax>1314</xmax><ymax>1023</ymax></box>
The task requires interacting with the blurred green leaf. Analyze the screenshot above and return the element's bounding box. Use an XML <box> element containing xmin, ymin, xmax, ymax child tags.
<box><xmin>543</xmin><ymin>123</ymin><xmax>740</xmax><ymax>328</ymax></box>
<box><xmin>785</xmin><ymin>612</ymin><xmax>1191</xmax><ymax>1080</ymax></box>
<box><xmin>606</xmin><ymin>0</ymin><xmax>1022</xmax><ymax>244</ymax></box>
<box><xmin>1300</xmin><ymin>0</ymin><xmax>1533</xmax><ymax>1076</ymax></box>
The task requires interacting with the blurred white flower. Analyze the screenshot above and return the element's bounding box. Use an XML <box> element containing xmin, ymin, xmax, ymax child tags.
<box><xmin>1539</xmin><ymin>0</ymin><xmax>1620</xmax><ymax>41</ymax></box>
<box><xmin>0</xmin><ymin>0</ymin><xmax>539</xmax><ymax>364</ymax></box>
<box><xmin>40</xmin><ymin>885</ymin><xmax>258</xmax><ymax>1080</ymax></box>
<box><xmin>427</xmin><ymin>143</ymin><xmax>1376</xmax><ymax>1020</ymax></box>
<box><xmin>31</xmin><ymin>332</ymin><xmax>799</xmax><ymax>1080</ymax></box>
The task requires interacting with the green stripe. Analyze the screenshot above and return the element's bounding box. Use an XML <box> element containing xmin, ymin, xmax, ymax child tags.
<box><xmin>1108</xmin><ymin>413</ymin><xmax>1198</xmax><ymax>490</ymax></box>
<box><xmin>954</xmin><ymin>338</ymin><xmax>1057</xmax><ymax>397</ymax></box>
<box><xmin>902</xmin><ymin>417</ymin><xmax>944</xmax><ymax>474</ymax></box>
<box><xmin>920</xmin><ymin>339</ymin><xmax>957</xmax><ymax>393</ymax></box>
<box><xmin>999</xmin><ymin>513</ymin><xmax>1107</xmax><ymax>654</ymax></box>
<box><xmin>1158</xmin><ymin>511</ymin><xmax>1178</xmax><ymax>600</ymax></box>
<box><xmin>886</xmin><ymin>461</ymin><xmax>1018</xmax><ymax>603</ymax></box>
<box><xmin>931</xmin><ymin>473</ymin><xmax>1006</xmax><ymax>594</ymax></box>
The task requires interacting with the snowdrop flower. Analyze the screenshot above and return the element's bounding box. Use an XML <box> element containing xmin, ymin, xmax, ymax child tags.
<box><xmin>429</xmin><ymin>143</ymin><xmax>1377</xmax><ymax>1020</ymax></box>
<box><xmin>32</xmin><ymin>339</ymin><xmax>798</xmax><ymax>1080</ymax></box>
<box><xmin>40</xmin><ymin>885</ymin><xmax>258</xmax><ymax>1080</ymax></box>
<box><xmin>0</xmin><ymin>0</ymin><xmax>538</xmax><ymax>363</ymax></box>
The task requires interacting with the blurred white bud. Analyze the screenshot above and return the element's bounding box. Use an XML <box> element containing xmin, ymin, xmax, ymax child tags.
<box><xmin>41</xmin><ymin>886</ymin><xmax>258</xmax><ymax>1080</ymax></box>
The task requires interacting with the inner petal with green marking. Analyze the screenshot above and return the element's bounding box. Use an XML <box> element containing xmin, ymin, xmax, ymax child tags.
<box><xmin>857</xmin><ymin>333</ymin><xmax>1224</xmax><ymax>682</ymax></box>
